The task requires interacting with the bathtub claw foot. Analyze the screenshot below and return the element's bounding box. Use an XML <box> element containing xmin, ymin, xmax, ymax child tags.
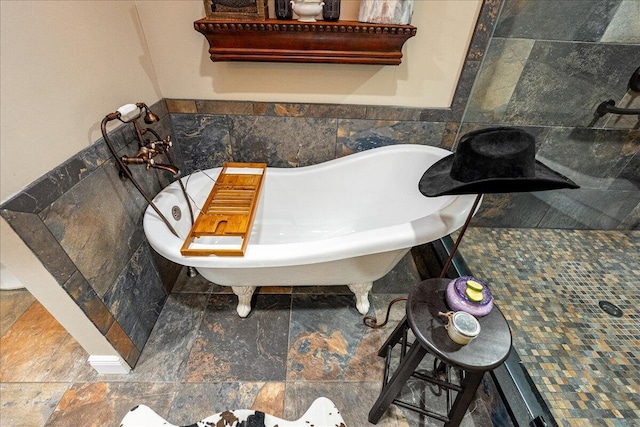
<box><xmin>232</xmin><ymin>286</ymin><xmax>256</xmax><ymax>317</ymax></box>
<box><xmin>348</xmin><ymin>282</ymin><xmax>373</xmax><ymax>315</ymax></box>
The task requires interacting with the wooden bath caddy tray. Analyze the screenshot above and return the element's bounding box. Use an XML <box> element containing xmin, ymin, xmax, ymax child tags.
<box><xmin>181</xmin><ymin>162</ymin><xmax>266</xmax><ymax>257</ymax></box>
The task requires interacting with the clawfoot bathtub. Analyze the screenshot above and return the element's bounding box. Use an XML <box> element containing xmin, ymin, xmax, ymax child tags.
<box><xmin>143</xmin><ymin>144</ymin><xmax>478</xmax><ymax>317</ymax></box>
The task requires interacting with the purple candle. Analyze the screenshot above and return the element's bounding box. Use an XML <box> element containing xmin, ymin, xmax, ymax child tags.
<box><xmin>445</xmin><ymin>276</ymin><xmax>494</xmax><ymax>317</ymax></box>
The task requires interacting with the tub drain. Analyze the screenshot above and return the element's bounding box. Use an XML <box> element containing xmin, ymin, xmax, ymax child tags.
<box><xmin>598</xmin><ymin>300</ymin><xmax>623</xmax><ymax>317</ymax></box>
<box><xmin>171</xmin><ymin>206</ymin><xmax>182</xmax><ymax>221</ymax></box>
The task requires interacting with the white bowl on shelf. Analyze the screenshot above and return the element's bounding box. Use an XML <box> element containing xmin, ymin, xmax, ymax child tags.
<box><xmin>291</xmin><ymin>0</ymin><xmax>324</xmax><ymax>22</ymax></box>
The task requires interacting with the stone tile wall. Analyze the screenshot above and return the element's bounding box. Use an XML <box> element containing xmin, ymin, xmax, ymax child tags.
<box><xmin>464</xmin><ymin>0</ymin><xmax>639</xmax><ymax>230</ymax></box>
<box><xmin>0</xmin><ymin>101</ymin><xmax>181</xmax><ymax>367</ymax></box>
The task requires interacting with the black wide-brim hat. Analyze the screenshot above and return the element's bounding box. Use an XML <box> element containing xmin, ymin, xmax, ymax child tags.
<box><xmin>419</xmin><ymin>127</ymin><xmax>579</xmax><ymax>197</ymax></box>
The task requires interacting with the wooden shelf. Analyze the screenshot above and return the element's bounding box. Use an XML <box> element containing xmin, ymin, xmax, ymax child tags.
<box><xmin>194</xmin><ymin>19</ymin><xmax>417</xmax><ymax>65</ymax></box>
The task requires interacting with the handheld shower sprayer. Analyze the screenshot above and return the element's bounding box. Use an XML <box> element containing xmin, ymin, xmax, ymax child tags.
<box><xmin>116</xmin><ymin>102</ymin><xmax>158</xmax><ymax>124</ymax></box>
<box><xmin>100</xmin><ymin>102</ymin><xmax>192</xmax><ymax>238</ymax></box>
<box><xmin>102</xmin><ymin>103</ymin><xmax>180</xmax><ymax>179</ymax></box>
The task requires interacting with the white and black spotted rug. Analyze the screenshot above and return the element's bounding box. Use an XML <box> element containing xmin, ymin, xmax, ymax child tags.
<box><xmin>120</xmin><ymin>397</ymin><xmax>346</xmax><ymax>427</ymax></box>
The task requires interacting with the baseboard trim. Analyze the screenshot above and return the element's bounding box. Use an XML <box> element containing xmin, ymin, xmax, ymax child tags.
<box><xmin>88</xmin><ymin>355</ymin><xmax>131</xmax><ymax>375</ymax></box>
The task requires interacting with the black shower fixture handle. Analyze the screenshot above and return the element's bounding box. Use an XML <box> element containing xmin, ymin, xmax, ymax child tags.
<box><xmin>628</xmin><ymin>66</ymin><xmax>640</xmax><ymax>93</ymax></box>
<box><xmin>594</xmin><ymin>66</ymin><xmax>640</xmax><ymax>118</ymax></box>
<box><xmin>596</xmin><ymin>99</ymin><xmax>640</xmax><ymax>117</ymax></box>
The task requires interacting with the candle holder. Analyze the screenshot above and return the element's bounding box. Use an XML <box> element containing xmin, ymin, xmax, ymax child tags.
<box><xmin>274</xmin><ymin>0</ymin><xmax>293</xmax><ymax>19</ymax></box>
<box><xmin>322</xmin><ymin>0</ymin><xmax>340</xmax><ymax>21</ymax></box>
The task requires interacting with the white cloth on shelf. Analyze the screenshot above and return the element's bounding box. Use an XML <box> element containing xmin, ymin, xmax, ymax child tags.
<box><xmin>358</xmin><ymin>0</ymin><xmax>414</xmax><ymax>25</ymax></box>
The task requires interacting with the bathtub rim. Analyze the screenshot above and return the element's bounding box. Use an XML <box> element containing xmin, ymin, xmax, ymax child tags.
<box><xmin>143</xmin><ymin>144</ymin><xmax>479</xmax><ymax>269</ymax></box>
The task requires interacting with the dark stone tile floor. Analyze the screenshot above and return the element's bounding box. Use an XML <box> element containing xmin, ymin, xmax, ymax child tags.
<box><xmin>0</xmin><ymin>249</ymin><xmax>496</xmax><ymax>427</ymax></box>
<box><xmin>8</xmin><ymin>228</ymin><xmax>636</xmax><ymax>425</ymax></box>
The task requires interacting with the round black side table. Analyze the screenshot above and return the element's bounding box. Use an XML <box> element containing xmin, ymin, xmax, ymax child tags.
<box><xmin>368</xmin><ymin>278</ymin><xmax>512</xmax><ymax>426</ymax></box>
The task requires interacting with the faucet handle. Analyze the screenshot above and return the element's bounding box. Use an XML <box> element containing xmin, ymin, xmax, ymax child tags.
<box><xmin>149</xmin><ymin>136</ymin><xmax>173</xmax><ymax>153</ymax></box>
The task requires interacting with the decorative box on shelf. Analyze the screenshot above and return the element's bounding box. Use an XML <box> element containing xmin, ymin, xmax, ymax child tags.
<box><xmin>194</xmin><ymin>19</ymin><xmax>417</xmax><ymax>65</ymax></box>
<box><xmin>203</xmin><ymin>0</ymin><xmax>269</xmax><ymax>20</ymax></box>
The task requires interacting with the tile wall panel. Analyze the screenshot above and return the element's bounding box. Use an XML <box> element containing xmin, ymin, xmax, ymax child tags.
<box><xmin>103</xmin><ymin>242</ymin><xmax>167</xmax><ymax>350</ymax></box>
<box><xmin>229</xmin><ymin>116</ymin><xmax>337</xmax><ymax>167</ymax></box>
<box><xmin>337</xmin><ymin>119</ymin><xmax>446</xmax><ymax>154</ymax></box>
<box><xmin>0</xmin><ymin>100</ymin><xmax>178</xmax><ymax>365</ymax></box>
<box><xmin>461</xmin><ymin>0</ymin><xmax>639</xmax><ymax>230</ymax></box>
<box><xmin>40</xmin><ymin>164</ymin><xmax>145</xmax><ymax>297</ymax></box>
<box><xmin>501</xmin><ymin>42</ymin><xmax>640</xmax><ymax>127</ymax></box>
<box><xmin>171</xmin><ymin>114</ymin><xmax>232</xmax><ymax>175</ymax></box>
<box><xmin>495</xmin><ymin>0</ymin><xmax>623</xmax><ymax>42</ymax></box>
<box><xmin>0</xmin><ymin>210</ymin><xmax>77</xmax><ymax>284</ymax></box>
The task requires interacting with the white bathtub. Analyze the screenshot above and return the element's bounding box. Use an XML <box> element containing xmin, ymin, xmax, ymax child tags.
<box><xmin>144</xmin><ymin>144</ymin><xmax>478</xmax><ymax>317</ymax></box>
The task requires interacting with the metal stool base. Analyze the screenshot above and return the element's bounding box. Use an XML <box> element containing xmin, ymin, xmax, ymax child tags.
<box><xmin>369</xmin><ymin>318</ymin><xmax>485</xmax><ymax>427</ymax></box>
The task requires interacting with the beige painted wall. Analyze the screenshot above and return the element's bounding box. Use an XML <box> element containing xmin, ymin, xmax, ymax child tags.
<box><xmin>0</xmin><ymin>1</ymin><xmax>161</xmax><ymax>203</ymax></box>
<box><xmin>137</xmin><ymin>0</ymin><xmax>482</xmax><ymax>108</ymax></box>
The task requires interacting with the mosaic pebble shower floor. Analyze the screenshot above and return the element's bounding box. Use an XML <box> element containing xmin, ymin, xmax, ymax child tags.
<box><xmin>460</xmin><ymin>228</ymin><xmax>639</xmax><ymax>426</ymax></box>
